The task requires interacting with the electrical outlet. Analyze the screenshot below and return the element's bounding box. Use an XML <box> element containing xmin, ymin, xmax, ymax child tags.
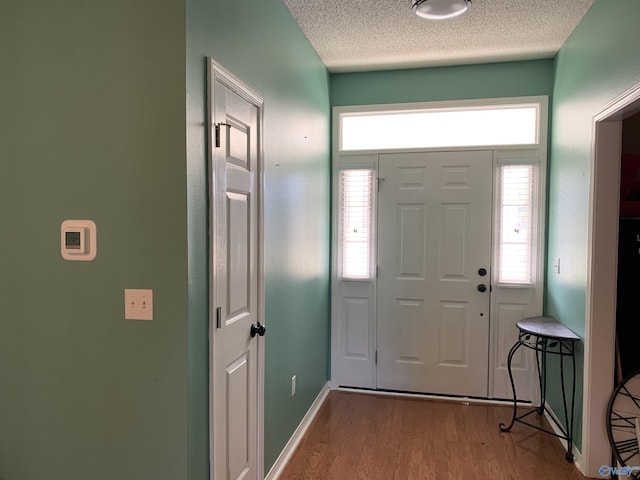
<box><xmin>124</xmin><ymin>289</ymin><xmax>153</xmax><ymax>321</ymax></box>
<box><xmin>291</xmin><ymin>375</ymin><xmax>296</xmax><ymax>397</ymax></box>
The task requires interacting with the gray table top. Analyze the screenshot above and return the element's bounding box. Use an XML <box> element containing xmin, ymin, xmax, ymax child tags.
<box><xmin>516</xmin><ymin>316</ymin><xmax>580</xmax><ymax>341</ymax></box>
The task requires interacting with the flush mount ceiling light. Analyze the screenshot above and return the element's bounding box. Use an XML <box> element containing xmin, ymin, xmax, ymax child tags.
<box><xmin>412</xmin><ymin>0</ymin><xmax>471</xmax><ymax>20</ymax></box>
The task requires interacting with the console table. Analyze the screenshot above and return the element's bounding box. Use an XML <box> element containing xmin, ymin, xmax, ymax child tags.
<box><xmin>498</xmin><ymin>316</ymin><xmax>580</xmax><ymax>462</ymax></box>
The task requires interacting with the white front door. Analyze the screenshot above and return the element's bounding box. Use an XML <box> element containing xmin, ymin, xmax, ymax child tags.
<box><xmin>209</xmin><ymin>63</ymin><xmax>263</xmax><ymax>480</ymax></box>
<box><xmin>376</xmin><ymin>151</ymin><xmax>493</xmax><ymax>397</ymax></box>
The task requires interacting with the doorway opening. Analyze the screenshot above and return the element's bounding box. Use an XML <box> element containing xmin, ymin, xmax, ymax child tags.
<box><xmin>582</xmin><ymin>82</ymin><xmax>640</xmax><ymax>478</ymax></box>
<box><xmin>331</xmin><ymin>96</ymin><xmax>548</xmax><ymax>401</ymax></box>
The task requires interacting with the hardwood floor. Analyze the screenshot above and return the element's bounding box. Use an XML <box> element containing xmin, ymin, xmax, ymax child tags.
<box><xmin>278</xmin><ymin>391</ymin><xmax>588</xmax><ymax>480</ymax></box>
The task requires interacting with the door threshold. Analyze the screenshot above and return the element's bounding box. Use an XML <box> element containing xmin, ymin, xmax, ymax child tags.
<box><xmin>336</xmin><ymin>386</ymin><xmax>531</xmax><ymax>407</ymax></box>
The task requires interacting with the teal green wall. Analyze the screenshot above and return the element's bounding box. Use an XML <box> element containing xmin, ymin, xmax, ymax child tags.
<box><xmin>0</xmin><ymin>2</ymin><xmax>188</xmax><ymax>480</ymax></box>
<box><xmin>331</xmin><ymin>59</ymin><xmax>555</xmax><ymax>106</ymax></box>
<box><xmin>545</xmin><ymin>0</ymin><xmax>640</xmax><ymax>450</ymax></box>
<box><xmin>5</xmin><ymin>0</ymin><xmax>636</xmax><ymax>476</ymax></box>
<box><xmin>186</xmin><ymin>0</ymin><xmax>331</xmax><ymax>476</ymax></box>
<box><xmin>0</xmin><ymin>0</ymin><xmax>329</xmax><ymax>478</ymax></box>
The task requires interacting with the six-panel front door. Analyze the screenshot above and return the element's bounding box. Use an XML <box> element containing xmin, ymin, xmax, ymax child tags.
<box><xmin>376</xmin><ymin>151</ymin><xmax>493</xmax><ymax>397</ymax></box>
<box><xmin>211</xmin><ymin>75</ymin><xmax>261</xmax><ymax>480</ymax></box>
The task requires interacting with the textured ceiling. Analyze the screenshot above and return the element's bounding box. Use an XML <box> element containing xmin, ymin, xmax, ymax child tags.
<box><xmin>282</xmin><ymin>0</ymin><xmax>595</xmax><ymax>72</ymax></box>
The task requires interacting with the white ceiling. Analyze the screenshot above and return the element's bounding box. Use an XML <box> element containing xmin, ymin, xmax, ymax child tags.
<box><xmin>282</xmin><ymin>0</ymin><xmax>595</xmax><ymax>73</ymax></box>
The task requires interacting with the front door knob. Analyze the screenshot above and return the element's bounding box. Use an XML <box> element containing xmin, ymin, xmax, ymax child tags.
<box><xmin>477</xmin><ymin>284</ymin><xmax>487</xmax><ymax>293</ymax></box>
<box><xmin>250</xmin><ymin>322</ymin><xmax>266</xmax><ymax>337</ymax></box>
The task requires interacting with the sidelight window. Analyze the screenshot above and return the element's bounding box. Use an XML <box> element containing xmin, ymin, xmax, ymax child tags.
<box><xmin>497</xmin><ymin>161</ymin><xmax>539</xmax><ymax>284</ymax></box>
<box><xmin>339</xmin><ymin>167</ymin><xmax>374</xmax><ymax>280</ymax></box>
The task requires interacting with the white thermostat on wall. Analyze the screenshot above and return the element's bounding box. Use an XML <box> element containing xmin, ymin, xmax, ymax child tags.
<box><xmin>61</xmin><ymin>220</ymin><xmax>97</xmax><ymax>261</ymax></box>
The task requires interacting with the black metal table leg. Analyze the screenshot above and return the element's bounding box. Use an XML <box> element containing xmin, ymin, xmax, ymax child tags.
<box><xmin>499</xmin><ymin>337</ymin><xmax>523</xmax><ymax>432</ymax></box>
<box><xmin>536</xmin><ymin>338</ymin><xmax>547</xmax><ymax>415</ymax></box>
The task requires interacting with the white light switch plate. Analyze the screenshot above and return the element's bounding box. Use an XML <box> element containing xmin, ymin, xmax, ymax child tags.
<box><xmin>124</xmin><ymin>289</ymin><xmax>153</xmax><ymax>321</ymax></box>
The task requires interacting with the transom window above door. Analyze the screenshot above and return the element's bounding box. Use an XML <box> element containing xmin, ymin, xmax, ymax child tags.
<box><xmin>338</xmin><ymin>99</ymin><xmax>541</xmax><ymax>151</ymax></box>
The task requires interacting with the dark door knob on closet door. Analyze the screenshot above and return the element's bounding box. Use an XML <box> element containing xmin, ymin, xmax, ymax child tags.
<box><xmin>250</xmin><ymin>322</ymin><xmax>266</xmax><ymax>337</ymax></box>
<box><xmin>477</xmin><ymin>284</ymin><xmax>487</xmax><ymax>293</ymax></box>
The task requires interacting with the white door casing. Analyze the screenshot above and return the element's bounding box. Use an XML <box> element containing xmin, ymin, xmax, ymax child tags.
<box><xmin>376</xmin><ymin>151</ymin><xmax>493</xmax><ymax>396</ymax></box>
<box><xmin>581</xmin><ymin>83</ymin><xmax>640</xmax><ymax>477</ymax></box>
<box><xmin>208</xmin><ymin>59</ymin><xmax>264</xmax><ymax>480</ymax></box>
<box><xmin>330</xmin><ymin>99</ymin><xmax>547</xmax><ymax>401</ymax></box>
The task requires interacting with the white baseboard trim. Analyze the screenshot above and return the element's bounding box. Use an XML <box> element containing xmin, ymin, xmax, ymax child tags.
<box><xmin>265</xmin><ymin>382</ymin><xmax>331</xmax><ymax>480</ymax></box>
<box><xmin>543</xmin><ymin>402</ymin><xmax>584</xmax><ymax>473</ymax></box>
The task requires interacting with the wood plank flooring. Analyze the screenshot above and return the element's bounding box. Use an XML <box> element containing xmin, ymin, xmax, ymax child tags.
<box><xmin>278</xmin><ymin>391</ymin><xmax>588</xmax><ymax>480</ymax></box>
